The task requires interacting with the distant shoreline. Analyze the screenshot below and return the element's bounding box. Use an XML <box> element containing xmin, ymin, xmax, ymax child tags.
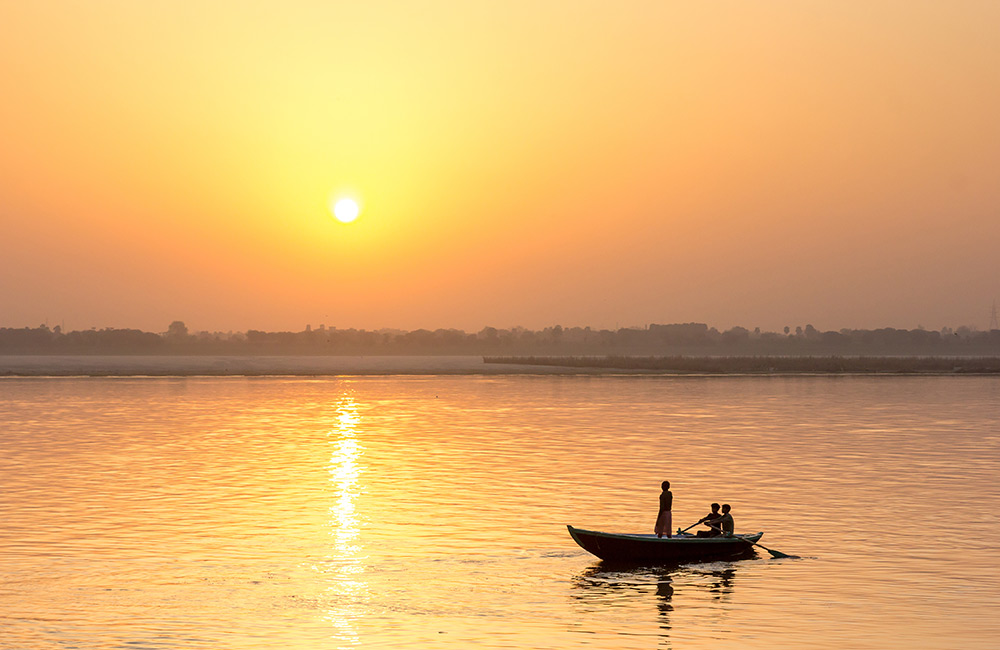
<box><xmin>0</xmin><ymin>355</ymin><xmax>519</xmax><ymax>377</ymax></box>
<box><xmin>3</xmin><ymin>354</ymin><xmax>1000</xmax><ymax>377</ymax></box>
<box><xmin>5</xmin><ymin>323</ymin><xmax>1000</xmax><ymax>359</ymax></box>
<box><xmin>483</xmin><ymin>355</ymin><xmax>1000</xmax><ymax>374</ymax></box>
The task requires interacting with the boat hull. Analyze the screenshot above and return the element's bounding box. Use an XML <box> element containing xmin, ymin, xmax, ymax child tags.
<box><xmin>567</xmin><ymin>525</ymin><xmax>762</xmax><ymax>565</ymax></box>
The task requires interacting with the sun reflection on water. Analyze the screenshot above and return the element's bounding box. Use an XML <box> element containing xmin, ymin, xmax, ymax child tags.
<box><xmin>323</xmin><ymin>396</ymin><xmax>366</xmax><ymax>645</ymax></box>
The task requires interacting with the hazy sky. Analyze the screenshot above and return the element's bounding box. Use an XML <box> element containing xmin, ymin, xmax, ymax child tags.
<box><xmin>3</xmin><ymin>1</ymin><xmax>999</xmax><ymax>333</ymax></box>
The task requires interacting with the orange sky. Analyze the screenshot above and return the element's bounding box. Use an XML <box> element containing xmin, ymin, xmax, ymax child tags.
<box><xmin>2</xmin><ymin>1</ymin><xmax>999</xmax><ymax>333</ymax></box>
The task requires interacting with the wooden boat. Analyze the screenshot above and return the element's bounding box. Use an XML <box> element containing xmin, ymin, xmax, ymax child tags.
<box><xmin>567</xmin><ymin>525</ymin><xmax>763</xmax><ymax>564</ymax></box>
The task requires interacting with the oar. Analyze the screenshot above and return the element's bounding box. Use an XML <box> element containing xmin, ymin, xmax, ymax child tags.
<box><xmin>677</xmin><ymin>520</ymin><xmax>706</xmax><ymax>535</ymax></box>
<box><xmin>746</xmin><ymin>537</ymin><xmax>797</xmax><ymax>559</ymax></box>
<box><xmin>708</xmin><ymin>524</ymin><xmax>798</xmax><ymax>559</ymax></box>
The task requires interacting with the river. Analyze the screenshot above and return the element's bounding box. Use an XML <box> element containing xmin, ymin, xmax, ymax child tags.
<box><xmin>2</xmin><ymin>372</ymin><xmax>998</xmax><ymax>648</ymax></box>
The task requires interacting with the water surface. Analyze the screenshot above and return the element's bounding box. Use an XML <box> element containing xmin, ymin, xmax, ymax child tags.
<box><xmin>2</xmin><ymin>375</ymin><xmax>998</xmax><ymax>648</ymax></box>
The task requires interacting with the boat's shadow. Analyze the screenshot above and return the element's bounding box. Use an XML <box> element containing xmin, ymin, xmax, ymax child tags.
<box><xmin>571</xmin><ymin>555</ymin><xmax>752</xmax><ymax>638</ymax></box>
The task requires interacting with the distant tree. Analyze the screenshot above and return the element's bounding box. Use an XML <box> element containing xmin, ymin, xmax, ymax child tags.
<box><xmin>784</xmin><ymin>326</ymin><xmax>790</xmax><ymax>336</ymax></box>
<box><xmin>166</xmin><ymin>321</ymin><xmax>189</xmax><ymax>338</ymax></box>
<box><xmin>721</xmin><ymin>326</ymin><xmax>750</xmax><ymax>345</ymax></box>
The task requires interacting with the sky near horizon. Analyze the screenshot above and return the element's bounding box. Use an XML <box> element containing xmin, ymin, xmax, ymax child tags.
<box><xmin>2</xmin><ymin>1</ymin><xmax>999</xmax><ymax>334</ymax></box>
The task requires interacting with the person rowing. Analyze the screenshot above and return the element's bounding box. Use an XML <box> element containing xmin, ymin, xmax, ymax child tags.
<box><xmin>707</xmin><ymin>503</ymin><xmax>735</xmax><ymax>536</ymax></box>
<box><xmin>695</xmin><ymin>502</ymin><xmax>722</xmax><ymax>537</ymax></box>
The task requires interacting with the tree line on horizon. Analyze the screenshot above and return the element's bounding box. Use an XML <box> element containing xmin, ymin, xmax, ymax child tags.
<box><xmin>2</xmin><ymin>320</ymin><xmax>1000</xmax><ymax>356</ymax></box>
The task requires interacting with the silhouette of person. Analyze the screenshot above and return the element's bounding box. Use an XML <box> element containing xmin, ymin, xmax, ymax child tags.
<box><xmin>709</xmin><ymin>503</ymin><xmax>734</xmax><ymax>536</ymax></box>
<box><xmin>695</xmin><ymin>502</ymin><xmax>722</xmax><ymax>537</ymax></box>
<box><xmin>654</xmin><ymin>481</ymin><xmax>673</xmax><ymax>538</ymax></box>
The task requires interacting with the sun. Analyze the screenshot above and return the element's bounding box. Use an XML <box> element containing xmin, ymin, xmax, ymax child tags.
<box><xmin>331</xmin><ymin>197</ymin><xmax>360</xmax><ymax>223</ymax></box>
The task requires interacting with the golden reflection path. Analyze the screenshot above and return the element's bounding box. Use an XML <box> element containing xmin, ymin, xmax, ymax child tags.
<box><xmin>322</xmin><ymin>395</ymin><xmax>366</xmax><ymax>646</ymax></box>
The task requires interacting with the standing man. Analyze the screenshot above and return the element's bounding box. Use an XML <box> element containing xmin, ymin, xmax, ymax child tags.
<box><xmin>654</xmin><ymin>481</ymin><xmax>673</xmax><ymax>538</ymax></box>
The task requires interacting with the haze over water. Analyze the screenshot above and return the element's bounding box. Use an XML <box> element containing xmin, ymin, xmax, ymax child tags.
<box><xmin>2</xmin><ymin>371</ymin><xmax>998</xmax><ymax>648</ymax></box>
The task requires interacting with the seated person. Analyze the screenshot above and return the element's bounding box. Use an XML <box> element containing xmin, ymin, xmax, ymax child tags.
<box><xmin>695</xmin><ymin>502</ymin><xmax>722</xmax><ymax>537</ymax></box>
<box><xmin>709</xmin><ymin>503</ymin><xmax>735</xmax><ymax>537</ymax></box>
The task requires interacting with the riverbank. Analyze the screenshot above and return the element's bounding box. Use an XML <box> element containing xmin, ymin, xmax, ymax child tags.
<box><xmin>483</xmin><ymin>355</ymin><xmax>1000</xmax><ymax>374</ymax></box>
<box><xmin>0</xmin><ymin>355</ymin><xmax>538</xmax><ymax>376</ymax></box>
<box><xmin>4</xmin><ymin>354</ymin><xmax>1000</xmax><ymax>376</ymax></box>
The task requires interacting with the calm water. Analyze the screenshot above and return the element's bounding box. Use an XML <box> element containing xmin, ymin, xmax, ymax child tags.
<box><xmin>2</xmin><ymin>374</ymin><xmax>999</xmax><ymax>649</ymax></box>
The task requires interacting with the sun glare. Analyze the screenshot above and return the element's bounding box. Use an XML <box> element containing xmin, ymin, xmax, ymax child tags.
<box><xmin>331</xmin><ymin>197</ymin><xmax>360</xmax><ymax>224</ymax></box>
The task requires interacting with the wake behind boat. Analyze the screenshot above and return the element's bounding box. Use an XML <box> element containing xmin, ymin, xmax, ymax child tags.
<box><xmin>567</xmin><ymin>525</ymin><xmax>763</xmax><ymax>564</ymax></box>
